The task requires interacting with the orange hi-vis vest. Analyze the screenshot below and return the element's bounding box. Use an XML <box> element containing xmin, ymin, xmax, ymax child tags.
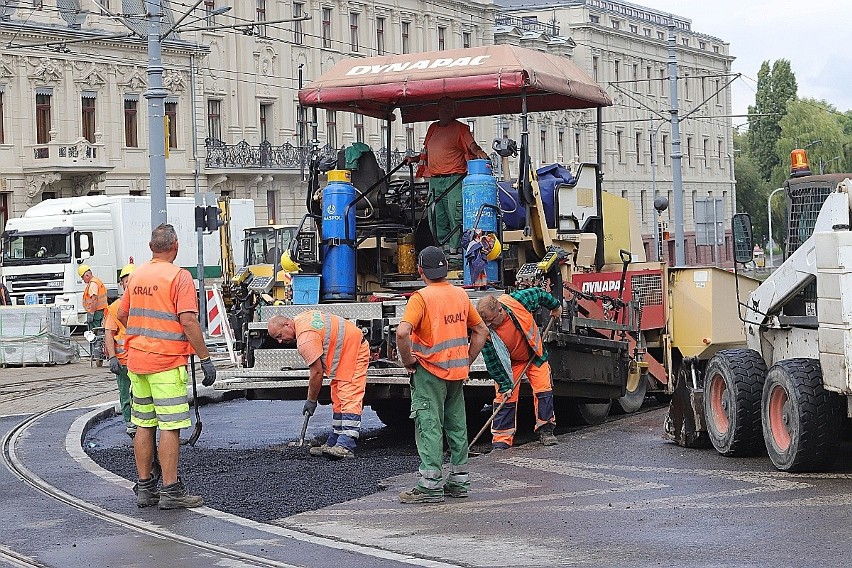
<box><xmin>294</xmin><ymin>310</ymin><xmax>364</xmax><ymax>381</ymax></box>
<box><xmin>83</xmin><ymin>276</ymin><xmax>108</xmax><ymax>314</ymax></box>
<box><xmin>499</xmin><ymin>294</ymin><xmax>545</xmax><ymax>360</ymax></box>
<box><xmin>106</xmin><ymin>300</ymin><xmax>128</xmax><ymax>366</ymax></box>
<box><xmin>411</xmin><ymin>284</ymin><xmax>472</xmax><ymax>380</ymax></box>
<box><xmin>125</xmin><ymin>261</ymin><xmax>193</xmax><ymax>357</ymax></box>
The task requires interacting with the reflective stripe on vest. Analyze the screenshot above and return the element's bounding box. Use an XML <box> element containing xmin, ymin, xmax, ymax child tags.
<box><xmin>294</xmin><ymin>310</ymin><xmax>361</xmax><ymax>381</ymax></box>
<box><xmin>83</xmin><ymin>276</ymin><xmax>108</xmax><ymax>313</ymax></box>
<box><xmin>410</xmin><ymin>284</ymin><xmax>472</xmax><ymax>380</ymax></box>
<box><xmin>499</xmin><ymin>294</ymin><xmax>544</xmax><ymax>359</ymax></box>
<box><xmin>125</xmin><ymin>261</ymin><xmax>192</xmax><ymax>356</ymax></box>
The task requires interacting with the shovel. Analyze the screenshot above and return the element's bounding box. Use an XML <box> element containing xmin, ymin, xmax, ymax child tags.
<box><xmin>288</xmin><ymin>411</ymin><xmax>312</xmax><ymax>447</ymax></box>
<box><xmin>181</xmin><ymin>354</ymin><xmax>203</xmax><ymax>446</ymax></box>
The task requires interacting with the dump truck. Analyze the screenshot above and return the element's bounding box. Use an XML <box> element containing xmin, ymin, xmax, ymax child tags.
<box><xmin>669</xmin><ymin>149</ymin><xmax>852</xmax><ymax>471</ymax></box>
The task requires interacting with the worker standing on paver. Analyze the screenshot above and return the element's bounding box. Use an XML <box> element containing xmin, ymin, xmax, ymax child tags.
<box><xmin>408</xmin><ymin>98</ymin><xmax>488</xmax><ymax>254</ymax></box>
<box><xmin>105</xmin><ymin>263</ymin><xmax>136</xmax><ymax>437</ymax></box>
<box><xmin>266</xmin><ymin>312</ymin><xmax>369</xmax><ymax>459</ymax></box>
<box><xmin>396</xmin><ymin>246</ymin><xmax>489</xmax><ymax>503</ymax></box>
<box><xmin>476</xmin><ymin>291</ymin><xmax>561</xmax><ymax>449</ymax></box>
<box><xmin>118</xmin><ymin>224</ymin><xmax>216</xmax><ymax>510</ymax></box>
<box><xmin>80</xmin><ymin>264</ymin><xmax>108</xmax><ymax>330</ymax></box>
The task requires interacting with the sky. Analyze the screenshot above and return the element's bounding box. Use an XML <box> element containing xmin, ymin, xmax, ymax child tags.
<box><xmin>636</xmin><ymin>0</ymin><xmax>852</xmax><ymax>127</ymax></box>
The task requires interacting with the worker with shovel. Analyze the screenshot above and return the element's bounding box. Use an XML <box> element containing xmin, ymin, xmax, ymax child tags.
<box><xmin>476</xmin><ymin>290</ymin><xmax>562</xmax><ymax>449</ymax></box>
<box><xmin>104</xmin><ymin>263</ymin><xmax>136</xmax><ymax>437</ymax></box>
<box><xmin>118</xmin><ymin>224</ymin><xmax>216</xmax><ymax>510</ymax></box>
<box><xmin>266</xmin><ymin>312</ymin><xmax>369</xmax><ymax>459</ymax></box>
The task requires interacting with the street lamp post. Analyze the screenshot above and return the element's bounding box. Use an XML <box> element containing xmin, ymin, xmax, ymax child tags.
<box><xmin>820</xmin><ymin>156</ymin><xmax>842</xmax><ymax>175</ymax></box>
<box><xmin>767</xmin><ymin>186</ymin><xmax>785</xmax><ymax>269</ymax></box>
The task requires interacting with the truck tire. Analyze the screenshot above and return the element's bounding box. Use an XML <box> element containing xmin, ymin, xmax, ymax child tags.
<box><xmin>616</xmin><ymin>373</ymin><xmax>648</xmax><ymax>414</ymax></box>
<box><xmin>370</xmin><ymin>402</ymin><xmax>412</xmax><ymax>430</ymax></box>
<box><xmin>761</xmin><ymin>359</ymin><xmax>843</xmax><ymax>472</ymax></box>
<box><xmin>703</xmin><ymin>349</ymin><xmax>767</xmax><ymax>456</ymax></box>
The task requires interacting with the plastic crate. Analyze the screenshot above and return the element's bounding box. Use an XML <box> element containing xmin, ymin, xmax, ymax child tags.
<box><xmin>292</xmin><ymin>274</ymin><xmax>321</xmax><ymax>305</ymax></box>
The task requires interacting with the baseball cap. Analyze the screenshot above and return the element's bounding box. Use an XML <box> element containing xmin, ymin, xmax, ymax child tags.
<box><xmin>418</xmin><ymin>246</ymin><xmax>448</xmax><ymax>279</ymax></box>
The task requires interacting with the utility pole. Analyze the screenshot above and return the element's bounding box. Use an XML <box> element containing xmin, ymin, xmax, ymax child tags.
<box><xmin>145</xmin><ymin>0</ymin><xmax>169</xmax><ymax>228</ymax></box>
<box><xmin>667</xmin><ymin>20</ymin><xmax>685</xmax><ymax>266</ymax></box>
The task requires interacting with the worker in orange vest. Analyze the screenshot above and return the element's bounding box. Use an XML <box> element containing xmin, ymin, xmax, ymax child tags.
<box><xmin>267</xmin><ymin>311</ymin><xmax>370</xmax><ymax>459</ymax></box>
<box><xmin>0</xmin><ymin>281</ymin><xmax>11</xmax><ymax>305</ymax></box>
<box><xmin>396</xmin><ymin>246</ymin><xmax>489</xmax><ymax>503</ymax></box>
<box><xmin>105</xmin><ymin>263</ymin><xmax>136</xmax><ymax>437</ymax></box>
<box><xmin>117</xmin><ymin>224</ymin><xmax>216</xmax><ymax>510</ymax></box>
<box><xmin>477</xmin><ymin>291</ymin><xmax>562</xmax><ymax>449</ymax></box>
<box><xmin>79</xmin><ymin>264</ymin><xmax>108</xmax><ymax>330</ymax></box>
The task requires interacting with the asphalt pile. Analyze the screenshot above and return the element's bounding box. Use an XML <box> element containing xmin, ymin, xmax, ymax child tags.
<box><xmin>86</xmin><ymin>427</ymin><xmax>422</xmax><ymax>521</ymax></box>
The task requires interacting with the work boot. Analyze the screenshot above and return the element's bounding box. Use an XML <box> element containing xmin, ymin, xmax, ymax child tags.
<box><xmin>134</xmin><ymin>477</ymin><xmax>160</xmax><ymax>508</ymax></box>
<box><xmin>538</xmin><ymin>425</ymin><xmax>558</xmax><ymax>446</ymax></box>
<box><xmin>158</xmin><ymin>478</ymin><xmax>203</xmax><ymax>510</ymax></box>
<box><xmin>309</xmin><ymin>444</ymin><xmax>330</xmax><ymax>457</ymax></box>
<box><xmin>323</xmin><ymin>445</ymin><xmax>354</xmax><ymax>460</ymax></box>
<box><xmin>399</xmin><ymin>488</ymin><xmax>445</xmax><ymax>504</ymax></box>
<box><xmin>444</xmin><ymin>484</ymin><xmax>469</xmax><ymax>499</ymax></box>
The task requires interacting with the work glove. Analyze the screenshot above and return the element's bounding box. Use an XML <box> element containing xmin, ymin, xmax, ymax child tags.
<box><xmin>108</xmin><ymin>356</ymin><xmax>122</xmax><ymax>375</ymax></box>
<box><xmin>200</xmin><ymin>357</ymin><xmax>216</xmax><ymax>386</ymax></box>
<box><xmin>303</xmin><ymin>399</ymin><xmax>318</xmax><ymax>416</ymax></box>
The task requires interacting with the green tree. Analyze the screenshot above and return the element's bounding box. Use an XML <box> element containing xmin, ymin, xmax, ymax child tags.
<box><xmin>773</xmin><ymin>98</ymin><xmax>846</xmax><ymax>184</ymax></box>
<box><xmin>747</xmin><ymin>60</ymin><xmax>798</xmax><ymax>181</ymax></box>
<box><xmin>733</xmin><ymin>131</ymin><xmax>770</xmax><ymax>245</ymax></box>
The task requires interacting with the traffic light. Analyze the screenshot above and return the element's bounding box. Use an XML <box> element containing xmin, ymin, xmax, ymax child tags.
<box><xmin>205</xmin><ymin>205</ymin><xmax>224</xmax><ymax>232</ymax></box>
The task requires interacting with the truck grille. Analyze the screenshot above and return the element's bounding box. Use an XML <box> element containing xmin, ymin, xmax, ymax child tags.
<box><xmin>4</xmin><ymin>272</ymin><xmax>64</xmax><ymax>304</ymax></box>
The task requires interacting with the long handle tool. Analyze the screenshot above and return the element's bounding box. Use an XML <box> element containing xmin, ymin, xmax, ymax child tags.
<box><xmin>288</xmin><ymin>411</ymin><xmax>312</xmax><ymax>447</ymax></box>
<box><xmin>468</xmin><ymin>317</ymin><xmax>556</xmax><ymax>451</ymax></box>
<box><xmin>181</xmin><ymin>354</ymin><xmax>203</xmax><ymax>446</ymax></box>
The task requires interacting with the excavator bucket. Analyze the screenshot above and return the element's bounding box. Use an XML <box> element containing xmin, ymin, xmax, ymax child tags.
<box><xmin>664</xmin><ymin>365</ymin><xmax>710</xmax><ymax>448</ymax></box>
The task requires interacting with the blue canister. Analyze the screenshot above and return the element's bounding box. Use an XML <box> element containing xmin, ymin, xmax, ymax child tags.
<box><xmin>321</xmin><ymin>170</ymin><xmax>357</xmax><ymax>301</ymax></box>
<box><xmin>462</xmin><ymin>159</ymin><xmax>499</xmax><ymax>285</ymax></box>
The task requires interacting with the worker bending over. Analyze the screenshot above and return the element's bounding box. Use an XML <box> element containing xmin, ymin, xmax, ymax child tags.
<box><xmin>477</xmin><ymin>289</ymin><xmax>562</xmax><ymax>449</ymax></box>
<box><xmin>105</xmin><ymin>263</ymin><xmax>135</xmax><ymax>437</ymax></box>
<box><xmin>396</xmin><ymin>246</ymin><xmax>489</xmax><ymax>503</ymax></box>
<box><xmin>267</xmin><ymin>312</ymin><xmax>369</xmax><ymax>459</ymax></box>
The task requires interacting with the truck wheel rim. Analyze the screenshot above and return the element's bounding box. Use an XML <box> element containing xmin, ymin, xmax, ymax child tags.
<box><xmin>709</xmin><ymin>374</ymin><xmax>729</xmax><ymax>434</ymax></box>
<box><xmin>768</xmin><ymin>384</ymin><xmax>791</xmax><ymax>451</ymax></box>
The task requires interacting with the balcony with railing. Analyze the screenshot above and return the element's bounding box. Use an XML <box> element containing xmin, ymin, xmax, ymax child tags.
<box><xmin>23</xmin><ymin>135</ymin><xmax>112</xmax><ymax>174</ymax></box>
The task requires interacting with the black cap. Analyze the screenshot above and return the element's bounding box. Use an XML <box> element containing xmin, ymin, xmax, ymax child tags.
<box><xmin>418</xmin><ymin>246</ymin><xmax>448</xmax><ymax>279</ymax></box>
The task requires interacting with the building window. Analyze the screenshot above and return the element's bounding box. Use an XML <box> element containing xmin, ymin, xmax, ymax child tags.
<box><xmin>36</xmin><ymin>92</ymin><xmax>52</xmax><ymax>144</ymax></box>
<box><xmin>0</xmin><ymin>90</ymin><xmax>4</xmax><ymax>145</ymax></box>
<box><xmin>589</xmin><ymin>14</ymin><xmax>599</xmax><ymax>23</ymax></box>
<box><xmin>406</xmin><ymin>126</ymin><xmax>415</xmax><ymax>151</ymax></box>
<box><xmin>207</xmin><ymin>100</ymin><xmax>221</xmax><ymax>142</ymax></box>
<box><xmin>717</xmin><ymin>139</ymin><xmax>724</xmax><ymax>169</ymax></box>
<box><xmin>401</xmin><ymin>21</ymin><xmax>410</xmax><ymax>54</ymax></box>
<box><xmin>81</xmin><ymin>93</ymin><xmax>96</xmax><ymax>143</ymax></box>
<box><xmin>326</xmin><ymin>110</ymin><xmax>337</xmax><ymax>147</ymax></box>
<box><xmin>616</xmin><ymin>130</ymin><xmax>623</xmax><ymax>163</ymax></box>
<box><xmin>614</xmin><ymin>60</ymin><xmax>619</xmax><ymax>82</ymax></box>
<box><xmin>33</xmin><ymin>0</ymin><xmax>43</xmax><ymax>7</ymax></box>
<box><xmin>165</xmin><ymin>102</ymin><xmax>177</xmax><ymax>149</ymax></box>
<box><xmin>632</xmin><ymin>63</ymin><xmax>639</xmax><ymax>90</ymax></box>
<box><xmin>611</xmin><ymin>19</ymin><xmax>620</xmax><ymax>30</ymax></box>
<box><xmin>629</xmin><ymin>24</ymin><xmax>637</xmax><ymax>33</ymax></box>
<box><xmin>558</xmin><ymin>128</ymin><xmax>565</xmax><ymax>161</ymax></box>
<box><xmin>646</xmin><ymin>65</ymin><xmax>652</xmax><ymax>95</ymax></box>
<box><xmin>575</xmin><ymin>131</ymin><xmax>581</xmax><ymax>160</ymax></box>
<box><xmin>684</xmin><ymin>73</ymin><xmax>690</xmax><ymax>100</ymax></box>
<box><xmin>643</xmin><ymin>27</ymin><xmax>651</xmax><ymax>37</ymax></box>
<box><xmin>657</xmin><ymin>31</ymin><xmax>664</xmax><ymax>40</ymax></box>
<box><xmin>686</xmin><ymin>136</ymin><xmax>693</xmax><ymax>166</ymax></box>
<box><xmin>699</xmin><ymin>41</ymin><xmax>706</xmax><ymax>50</ymax></box>
<box><xmin>713</xmin><ymin>45</ymin><xmax>719</xmax><ymax>53</ymax></box>
<box><xmin>124</xmin><ymin>96</ymin><xmax>138</xmax><ymax>147</ymax></box>
<box><xmin>376</xmin><ymin>17</ymin><xmax>385</xmax><ymax>55</ymax></box>
<box><xmin>204</xmin><ymin>0</ymin><xmax>216</xmax><ymax>23</ymax></box>
<box><xmin>380</xmin><ymin>122</ymin><xmax>389</xmax><ymax>147</ymax></box>
<box><xmin>592</xmin><ymin>56</ymin><xmax>599</xmax><ymax>81</ymax></box>
<box><xmin>463</xmin><ymin>32</ymin><xmax>471</xmax><ymax>48</ymax></box>
<box><xmin>702</xmin><ymin>138</ymin><xmax>709</xmax><ymax>168</ymax></box>
<box><xmin>635</xmin><ymin>131</ymin><xmax>642</xmax><ymax>164</ymax></box>
<box><xmin>438</xmin><ymin>26</ymin><xmax>446</xmax><ymax>50</ymax></box>
<box><xmin>715</xmin><ymin>79</ymin><xmax>721</xmax><ymax>105</ymax></box>
<box><xmin>256</xmin><ymin>0</ymin><xmax>267</xmax><ymax>37</ymax></box>
<box><xmin>662</xmin><ymin>134</ymin><xmax>669</xmax><ymax>165</ymax></box>
<box><xmin>267</xmin><ymin>190</ymin><xmax>278</xmax><ymax>225</ymax></box>
<box><xmin>540</xmin><ymin>128</ymin><xmax>547</xmax><ymax>163</ymax></box>
<box><xmin>296</xmin><ymin>104</ymin><xmax>307</xmax><ymax>146</ymax></box>
<box><xmin>682</xmin><ymin>38</ymin><xmax>689</xmax><ymax>46</ymax></box>
<box><xmin>322</xmin><ymin>8</ymin><xmax>332</xmax><ymax>48</ymax></box>
<box><xmin>354</xmin><ymin>113</ymin><xmax>364</xmax><ymax>143</ymax></box>
<box><xmin>293</xmin><ymin>2</ymin><xmax>304</xmax><ymax>44</ymax></box>
<box><xmin>259</xmin><ymin>103</ymin><xmax>272</xmax><ymax>142</ymax></box>
<box><xmin>349</xmin><ymin>12</ymin><xmax>359</xmax><ymax>52</ymax></box>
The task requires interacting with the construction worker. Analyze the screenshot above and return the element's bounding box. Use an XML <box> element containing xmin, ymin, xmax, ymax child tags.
<box><xmin>266</xmin><ymin>312</ymin><xmax>369</xmax><ymax>459</ymax></box>
<box><xmin>105</xmin><ymin>264</ymin><xmax>135</xmax><ymax>437</ymax></box>
<box><xmin>396</xmin><ymin>246</ymin><xmax>489</xmax><ymax>503</ymax></box>
<box><xmin>79</xmin><ymin>264</ymin><xmax>108</xmax><ymax>330</ymax></box>
<box><xmin>476</xmin><ymin>290</ymin><xmax>562</xmax><ymax>449</ymax></box>
<box><xmin>407</xmin><ymin>97</ymin><xmax>488</xmax><ymax>253</ymax></box>
<box><xmin>117</xmin><ymin>224</ymin><xmax>216</xmax><ymax>510</ymax></box>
